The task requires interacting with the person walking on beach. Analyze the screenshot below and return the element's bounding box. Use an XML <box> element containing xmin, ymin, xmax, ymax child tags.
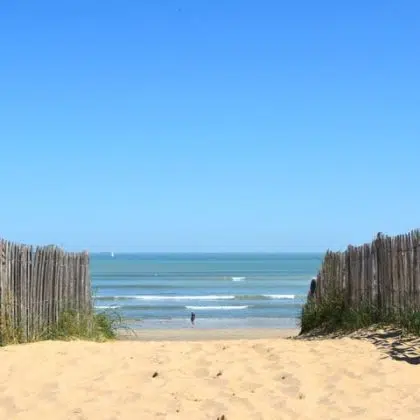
<box><xmin>190</xmin><ymin>312</ymin><xmax>196</xmax><ymax>326</ymax></box>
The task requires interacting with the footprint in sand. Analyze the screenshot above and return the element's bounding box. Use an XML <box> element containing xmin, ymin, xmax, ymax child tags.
<box><xmin>266</xmin><ymin>352</ymin><xmax>280</xmax><ymax>362</ymax></box>
<box><xmin>365</xmin><ymin>386</ymin><xmax>384</xmax><ymax>394</ymax></box>
<box><xmin>275</xmin><ymin>372</ymin><xmax>300</xmax><ymax>386</ymax></box>
<box><xmin>70</xmin><ymin>408</ymin><xmax>88</xmax><ymax>420</ymax></box>
<box><xmin>284</xmin><ymin>359</ymin><xmax>301</xmax><ymax>368</ymax></box>
<box><xmin>244</xmin><ymin>365</ymin><xmax>256</xmax><ymax>375</ymax></box>
<box><xmin>252</xmin><ymin>343</ymin><xmax>268</xmax><ymax>355</ymax></box>
<box><xmin>195</xmin><ymin>357</ymin><xmax>210</xmax><ymax>367</ymax></box>
<box><xmin>187</xmin><ymin>344</ymin><xmax>203</xmax><ymax>353</ymax></box>
<box><xmin>199</xmin><ymin>399</ymin><xmax>227</xmax><ymax>414</ymax></box>
<box><xmin>40</xmin><ymin>382</ymin><xmax>59</xmax><ymax>397</ymax></box>
<box><xmin>0</xmin><ymin>396</ymin><xmax>18</xmax><ymax>416</ymax></box>
<box><xmin>239</xmin><ymin>381</ymin><xmax>263</xmax><ymax>393</ymax></box>
<box><xmin>342</xmin><ymin>369</ymin><xmax>362</xmax><ymax>380</ymax></box>
<box><xmin>350</xmin><ymin>406</ymin><xmax>367</xmax><ymax>416</ymax></box>
<box><xmin>165</xmin><ymin>398</ymin><xmax>181</xmax><ymax>414</ymax></box>
<box><xmin>318</xmin><ymin>395</ymin><xmax>335</xmax><ymax>406</ymax></box>
<box><xmin>194</xmin><ymin>367</ymin><xmax>210</xmax><ymax>377</ymax></box>
<box><xmin>232</xmin><ymin>395</ymin><xmax>255</xmax><ymax>410</ymax></box>
<box><xmin>275</xmin><ymin>372</ymin><xmax>302</xmax><ymax>397</ymax></box>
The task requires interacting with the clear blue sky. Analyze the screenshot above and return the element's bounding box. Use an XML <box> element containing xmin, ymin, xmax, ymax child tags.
<box><xmin>1</xmin><ymin>0</ymin><xmax>419</xmax><ymax>252</ymax></box>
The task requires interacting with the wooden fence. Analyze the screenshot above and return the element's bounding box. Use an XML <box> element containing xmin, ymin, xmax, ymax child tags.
<box><xmin>315</xmin><ymin>230</ymin><xmax>420</xmax><ymax>311</ymax></box>
<box><xmin>0</xmin><ymin>238</ymin><xmax>91</xmax><ymax>341</ymax></box>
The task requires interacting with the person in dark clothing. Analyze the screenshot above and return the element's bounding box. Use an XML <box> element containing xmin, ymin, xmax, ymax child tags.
<box><xmin>308</xmin><ymin>277</ymin><xmax>317</xmax><ymax>300</ymax></box>
<box><xmin>190</xmin><ymin>312</ymin><xmax>196</xmax><ymax>326</ymax></box>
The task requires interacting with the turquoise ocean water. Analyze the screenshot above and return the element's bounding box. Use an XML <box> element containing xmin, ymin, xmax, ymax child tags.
<box><xmin>91</xmin><ymin>253</ymin><xmax>323</xmax><ymax>329</ymax></box>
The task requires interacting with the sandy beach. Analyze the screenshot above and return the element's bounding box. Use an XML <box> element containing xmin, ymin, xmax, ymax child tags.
<box><xmin>1</xmin><ymin>330</ymin><xmax>420</xmax><ymax>420</ymax></box>
<box><xmin>119</xmin><ymin>328</ymin><xmax>298</xmax><ymax>341</ymax></box>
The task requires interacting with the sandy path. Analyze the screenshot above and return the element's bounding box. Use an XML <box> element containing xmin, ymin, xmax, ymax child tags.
<box><xmin>0</xmin><ymin>334</ymin><xmax>419</xmax><ymax>419</ymax></box>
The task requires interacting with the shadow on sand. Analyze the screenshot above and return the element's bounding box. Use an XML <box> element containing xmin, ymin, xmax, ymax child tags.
<box><xmin>355</xmin><ymin>329</ymin><xmax>420</xmax><ymax>365</ymax></box>
<box><xmin>295</xmin><ymin>327</ymin><xmax>420</xmax><ymax>365</ymax></box>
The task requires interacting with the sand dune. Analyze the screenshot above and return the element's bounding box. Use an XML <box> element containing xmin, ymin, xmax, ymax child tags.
<box><xmin>1</xmin><ymin>331</ymin><xmax>420</xmax><ymax>419</ymax></box>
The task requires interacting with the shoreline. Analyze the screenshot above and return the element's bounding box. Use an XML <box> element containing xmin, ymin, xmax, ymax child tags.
<box><xmin>118</xmin><ymin>327</ymin><xmax>299</xmax><ymax>341</ymax></box>
<box><xmin>121</xmin><ymin>316</ymin><xmax>300</xmax><ymax>331</ymax></box>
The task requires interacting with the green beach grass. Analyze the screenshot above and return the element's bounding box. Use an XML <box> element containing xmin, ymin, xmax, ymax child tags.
<box><xmin>299</xmin><ymin>289</ymin><xmax>420</xmax><ymax>336</ymax></box>
<box><xmin>0</xmin><ymin>307</ymin><xmax>123</xmax><ymax>346</ymax></box>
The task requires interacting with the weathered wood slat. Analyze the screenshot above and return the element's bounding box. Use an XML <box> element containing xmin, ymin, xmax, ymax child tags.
<box><xmin>415</xmin><ymin>232</ymin><xmax>420</xmax><ymax>306</ymax></box>
<box><xmin>0</xmin><ymin>238</ymin><xmax>92</xmax><ymax>344</ymax></box>
<box><xmin>316</xmin><ymin>229</ymin><xmax>420</xmax><ymax>315</ymax></box>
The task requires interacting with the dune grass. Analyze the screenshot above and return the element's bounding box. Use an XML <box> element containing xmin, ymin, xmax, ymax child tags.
<box><xmin>0</xmin><ymin>307</ymin><xmax>123</xmax><ymax>346</ymax></box>
<box><xmin>45</xmin><ymin>309</ymin><xmax>122</xmax><ymax>341</ymax></box>
<box><xmin>299</xmin><ymin>289</ymin><xmax>420</xmax><ymax>336</ymax></box>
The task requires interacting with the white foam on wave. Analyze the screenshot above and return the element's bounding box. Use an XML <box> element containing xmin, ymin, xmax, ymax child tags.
<box><xmin>111</xmin><ymin>295</ymin><xmax>235</xmax><ymax>301</ymax></box>
<box><xmin>95</xmin><ymin>305</ymin><xmax>120</xmax><ymax>309</ymax></box>
<box><xmin>263</xmin><ymin>294</ymin><xmax>295</xmax><ymax>299</ymax></box>
<box><xmin>185</xmin><ymin>305</ymin><xmax>249</xmax><ymax>310</ymax></box>
<box><xmin>231</xmin><ymin>276</ymin><xmax>246</xmax><ymax>282</ymax></box>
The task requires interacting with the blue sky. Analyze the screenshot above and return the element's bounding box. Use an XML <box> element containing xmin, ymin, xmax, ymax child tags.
<box><xmin>1</xmin><ymin>0</ymin><xmax>419</xmax><ymax>252</ymax></box>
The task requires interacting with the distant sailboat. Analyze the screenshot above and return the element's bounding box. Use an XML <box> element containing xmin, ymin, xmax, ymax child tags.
<box><xmin>111</xmin><ymin>252</ymin><xmax>115</xmax><ymax>258</ymax></box>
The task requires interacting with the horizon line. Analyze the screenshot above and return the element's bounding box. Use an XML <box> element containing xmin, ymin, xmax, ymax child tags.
<box><xmin>90</xmin><ymin>251</ymin><xmax>326</xmax><ymax>254</ymax></box>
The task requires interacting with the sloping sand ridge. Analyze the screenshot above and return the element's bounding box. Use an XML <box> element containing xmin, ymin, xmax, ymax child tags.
<box><xmin>0</xmin><ymin>331</ymin><xmax>420</xmax><ymax>419</ymax></box>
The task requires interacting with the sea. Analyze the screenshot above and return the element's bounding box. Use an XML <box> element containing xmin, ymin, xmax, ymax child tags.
<box><xmin>91</xmin><ymin>253</ymin><xmax>323</xmax><ymax>330</ymax></box>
